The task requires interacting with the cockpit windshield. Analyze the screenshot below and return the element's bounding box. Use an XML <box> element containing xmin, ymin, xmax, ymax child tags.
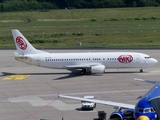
<box><xmin>145</xmin><ymin>56</ymin><xmax>151</xmax><ymax>59</ymax></box>
<box><xmin>137</xmin><ymin>107</ymin><xmax>155</xmax><ymax>113</ymax></box>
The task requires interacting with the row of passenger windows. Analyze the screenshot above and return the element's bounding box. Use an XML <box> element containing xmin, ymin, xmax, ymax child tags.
<box><xmin>45</xmin><ymin>58</ymin><xmax>118</xmax><ymax>61</ymax></box>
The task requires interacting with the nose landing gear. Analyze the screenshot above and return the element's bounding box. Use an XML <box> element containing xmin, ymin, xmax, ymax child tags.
<box><xmin>140</xmin><ymin>69</ymin><xmax>143</xmax><ymax>73</ymax></box>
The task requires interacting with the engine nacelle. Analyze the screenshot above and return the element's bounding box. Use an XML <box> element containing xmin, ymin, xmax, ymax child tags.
<box><xmin>109</xmin><ymin>112</ymin><xmax>123</xmax><ymax>120</ymax></box>
<box><xmin>109</xmin><ymin>108</ymin><xmax>134</xmax><ymax>120</ymax></box>
<box><xmin>91</xmin><ymin>65</ymin><xmax>105</xmax><ymax>74</ymax></box>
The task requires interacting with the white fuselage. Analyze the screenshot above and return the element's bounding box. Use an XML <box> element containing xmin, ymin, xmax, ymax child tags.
<box><xmin>15</xmin><ymin>52</ymin><xmax>157</xmax><ymax>69</ymax></box>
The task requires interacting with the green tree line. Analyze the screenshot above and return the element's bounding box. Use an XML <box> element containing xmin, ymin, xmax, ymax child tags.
<box><xmin>0</xmin><ymin>0</ymin><xmax>160</xmax><ymax>12</ymax></box>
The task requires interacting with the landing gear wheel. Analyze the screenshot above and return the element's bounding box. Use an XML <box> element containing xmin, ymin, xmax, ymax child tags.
<box><xmin>80</xmin><ymin>70</ymin><xmax>84</xmax><ymax>75</ymax></box>
<box><xmin>80</xmin><ymin>69</ymin><xmax>87</xmax><ymax>75</ymax></box>
<box><xmin>140</xmin><ymin>69</ymin><xmax>143</xmax><ymax>73</ymax></box>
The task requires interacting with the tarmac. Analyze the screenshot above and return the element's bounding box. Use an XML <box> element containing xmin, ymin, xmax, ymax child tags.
<box><xmin>0</xmin><ymin>49</ymin><xmax>160</xmax><ymax>120</ymax></box>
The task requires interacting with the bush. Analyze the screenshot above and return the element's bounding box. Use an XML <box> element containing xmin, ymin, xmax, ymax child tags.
<box><xmin>142</xmin><ymin>18</ymin><xmax>150</xmax><ymax>21</ymax></box>
<box><xmin>53</xmin><ymin>40</ymin><xmax>58</xmax><ymax>43</ymax></box>
<box><xmin>90</xmin><ymin>18</ymin><xmax>97</xmax><ymax>21</ymax></box>
<box><xmin>72</xmin><ymin>33</ymin><xmax>84</xmax><ymax>36</ymax></box>
<box><xmin>135</xmin><ymin>18</ymin><xmax>141</xmax><ymax>20</ymax></box>
<box><xmin>151</xmin><ymin>17</ymin><xmax>158</xmax><ymax>20</ymax></box>
<box><xmin>29</xmin><ymin>40</ymin><xmax>45</xmax><ymax>44</ymax></box>
<box><xmin>95</xmin><ymin>33</ymin><xmax>101</xmax><ymax>36</ymax></box>
<box><xmin>110</xmin><ymin>18</ymin><xmax>119</xmax><ymax>21</ymax></box>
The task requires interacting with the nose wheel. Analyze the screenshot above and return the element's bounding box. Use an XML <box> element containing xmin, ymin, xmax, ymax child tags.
<box><xmin>140</xmin><ymin>69</ymin><xmax>143</xmax><ymax>73</ymax></box>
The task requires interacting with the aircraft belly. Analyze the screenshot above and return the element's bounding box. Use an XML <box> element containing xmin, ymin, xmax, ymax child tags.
<box><xmin>16</xmin><ymin>57</ymin><xmax>36</xmax><ymax>65</ymax></box>
<box><xmin>105</xmin><ymin>61</ymin><xmax>140</xmax><ymax>68</ymax></box>
<box><xmin>40</xmin><ymin>61</ymin><xmax>67</xmax><ymax>69</ymax></box>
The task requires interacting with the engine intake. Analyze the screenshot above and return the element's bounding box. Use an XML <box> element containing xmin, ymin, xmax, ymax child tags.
<box><xmin>109</xmin><ymin>113</ymin><xmax>123</xmax><ymax>120</ymax></box>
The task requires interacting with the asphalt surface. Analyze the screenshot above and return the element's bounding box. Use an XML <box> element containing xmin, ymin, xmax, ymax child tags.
<box><xmin>0</xmin><ymin>49</ymin><xmax>160</xmax><ymax>120</ymax></box>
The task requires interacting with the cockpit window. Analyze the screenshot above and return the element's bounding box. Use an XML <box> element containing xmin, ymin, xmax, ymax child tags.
<box><xmin>145</xmin><ymin>56</ymin><xmax>151</xmax><ymax>59</ymax></box>
<box><xmin>137</xmin><ymin>107</ymin><xmax>155</xmax><ymax>113</ymax></box>
<box><xmin>137</xmin><ymin>108</ymin><xmax>143</xmax><ymax>112</ymax></box>
<box><xmin>144</xmin><ymin>108</ymin><xmax>151</xmax><ymax>113</ymax></box>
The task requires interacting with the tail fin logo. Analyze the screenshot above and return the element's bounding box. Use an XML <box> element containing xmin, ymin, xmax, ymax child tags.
<box><xmin>16</xmin><ymin>36</ymin><xmax>28</xmax><ymax>50</ymax></box>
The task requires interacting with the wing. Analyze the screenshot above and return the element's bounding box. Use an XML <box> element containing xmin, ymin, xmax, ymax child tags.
<box><xmin>58</xmin><ymin>94</ymin><xmax>135</xmax><ymax>109</ymax></box>
<box><xmin>65</xmin><ymin>63</ymin><xmax>101</xmax><ymax>69</ymax></box>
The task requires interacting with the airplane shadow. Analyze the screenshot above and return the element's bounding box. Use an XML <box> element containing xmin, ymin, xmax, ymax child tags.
<box><xmin>54</xmin><ymin>70</ymin><xmax>82</xmax><ymax>80</ymax></box>
<box><xmin>93</xmin><ymin>118</ymin><xmax>105</xmax><ymax>120</ymax></box>
<box><xmin>1</xmin><ymin>70</ymin><xmax>144</xmax><ymax>80</ymax></box>
<box><xmin>75</xmin><ymin>108</ymin><xmax>94</xmax><ymax>111</ymax></box>
<box><xmin>1</xmin><ymin>70</ymin><xmax>82</xmax><ymax>80</ymax></box>
<box><xmin>104</xmin><ymin>71</ymin><xmax>143</xmax><ymax>74</ymax></box>
<box><xmin>1</xmin><ymin>72</ymin><xmax>68</xmax><ymax>76</ymax></box>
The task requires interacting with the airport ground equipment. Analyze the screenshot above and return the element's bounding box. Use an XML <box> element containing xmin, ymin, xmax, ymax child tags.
<box><xmin>81</xmin><ymin>96</ymin><xmax>96</xmax><ymax>110</ymax></box>
<box><xmin>98</xmin><ymin>111</ymin><xmax>106</xmax><ymax>120</ymax></box>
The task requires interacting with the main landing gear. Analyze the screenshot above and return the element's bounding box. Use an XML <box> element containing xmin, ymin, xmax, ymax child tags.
<box><xmin>80</xmin><ymin>69</ymin><xmax>91</xmax><ymax>75</ymax></box>
<box><xmin>140</xmin><ymin>69</ymin><xmax>143</xmax><ymax>73</ymax></box>
<box><xmin>80</xmin><ymin>70</ymin><xmax>85</xmax><ymax>75</ymax></box>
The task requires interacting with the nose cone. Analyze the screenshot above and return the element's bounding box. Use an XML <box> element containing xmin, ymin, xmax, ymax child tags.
<box><xmin>138</xmin><ymin>116</ymin><xmax>150</xmax><ymax>120</ymax></box>
<box><xmin>153</xmin><ymin>58</ymin><xmax>158</xmax><ymax>64</ymax></box>
<box><xmin>149</xmin><ymin>58</ymin><xmax>158</xmax><ymax>66</ymax></box>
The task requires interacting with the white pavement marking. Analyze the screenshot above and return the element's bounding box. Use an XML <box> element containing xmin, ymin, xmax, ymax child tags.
<box><xmin>7</xmin><ymin>89</ymin><xmax>148</xmax><ymax>111</ymax></box>
<box><xmin>14</xmin><ymin>89</ymin><xmax>148</xmax><ymax>98</ymax></box>
<box><xmin>52</xmin><ymin>100</ymin><xmax>81</xmax><ymax>111</ymax></box>
<box><xmin>8</xmin><ymin>96</ymin><xmax>81</xmax><ymax>111</ymax></box>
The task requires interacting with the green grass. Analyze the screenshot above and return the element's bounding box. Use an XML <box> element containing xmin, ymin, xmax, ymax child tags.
<box><xmin>0</xmin><ymin>7</ymin><xmax>160</xmax><ymax>49</ymax></box>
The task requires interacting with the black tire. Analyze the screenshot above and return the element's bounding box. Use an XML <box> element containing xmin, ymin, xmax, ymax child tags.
<box><xmin>80</xmin><ymin>71</ymin><xmax>84</xmax><ymax>75</ymax></box>
<box><xmin>140</xmin><ymin>69</ymin><xmax>143</xmax><ymax>73</ymax></box>
<box><xmin>94</xmin><ymin>104</ymin><xmax>96</xmax><ymax>108</ymax></box>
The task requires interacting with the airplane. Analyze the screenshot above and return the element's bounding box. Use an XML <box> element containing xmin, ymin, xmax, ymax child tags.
<box><xmin>59</xmin><ymin>81</ymin><xmax>160</xmax><ymax>120</ymax></box>
<box><xmin>12</xmin><ymin>29</ymin><xmax>158</xmax><ymax>75</ymax></box>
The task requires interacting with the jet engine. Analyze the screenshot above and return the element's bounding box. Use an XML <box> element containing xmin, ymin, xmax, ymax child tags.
<box><xmin>109</xmin><ymin>112</ymin><xmax>123</xmax><ymax>120</ymax></box>
<box><xmin>91</xmin><ymin>65</ymin><xmax>105</xmax><ymax>74</ymax></box>
<box><xmin>109</xmin><ymin>107</ymin><xmax>134</xmax><ymax>120</ymax></box>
